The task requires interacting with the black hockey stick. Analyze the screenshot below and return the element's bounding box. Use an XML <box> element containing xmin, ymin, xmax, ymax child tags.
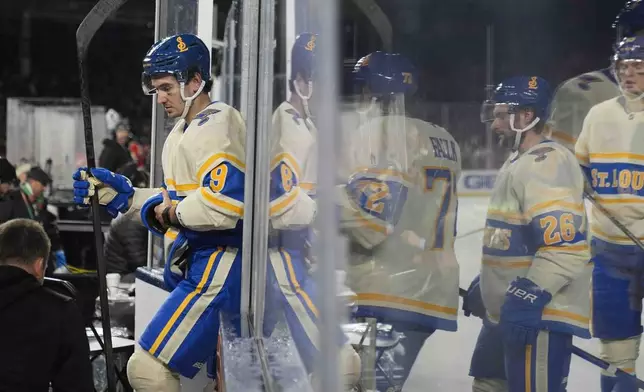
<box><xmin>76</xmin><ymin>0</ymin><xmax>130</xmax><ymax>391</ymax></box>
<box><xmin>458</xmin><ymin>288</ymin><xmax>644</xmax><ymax>388</ymax></box>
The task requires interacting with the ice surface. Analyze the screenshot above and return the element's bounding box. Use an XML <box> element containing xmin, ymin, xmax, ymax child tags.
<box><xmin>402</xmin><ymin>196</ymin><xmax>643</xmax><ymax>392</ymax></box>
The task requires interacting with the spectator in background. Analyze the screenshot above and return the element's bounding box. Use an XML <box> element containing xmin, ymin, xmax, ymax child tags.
<box><xmin>15</xmin><ymin>162</ymin><xmax>32</xmax><ymax>184</ymax></box>
<box><xmin>0</xmin><ymin>219</ymin><xmax>93</xmax><ymax>391</ymax></box>
<box><xmin>0</xmin><ymin>158</ymin><xmax>17</xmax><ymax>197</ymax></box>
<box><xmin>0</xmin><ymin>167</ymin><xmax>69</xmax><ymax>274</ymax></box>
<box><xmin>104</xmin><ymin>162</ymin><xmax>150</xmax><ymax>282</ymax></box>
<box><xmin>99</xmin><ymin>121</ymin><xmax>134</xmax><ymax>173</ymax></box>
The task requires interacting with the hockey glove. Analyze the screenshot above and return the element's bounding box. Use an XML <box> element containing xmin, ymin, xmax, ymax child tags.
<box><xmin>463</xmin><ymin>275</ymin><xmax>486</xmax><ymax>319</ymax></box>
<box><xmin>72</xmin><ymin>167</ymin><xmax>134</xmax><ymax>217</ymax></box>
<box><xmin>499</xmin><ymin>277</ymin><xmax>552</xmax><ymax>346</ymax></box>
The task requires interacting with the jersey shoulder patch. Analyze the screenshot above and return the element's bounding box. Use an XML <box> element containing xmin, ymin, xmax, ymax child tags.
<box><xmin>528</xmin><ymin>146</ymin><xmax>556</xmax><ymax>162</ymax></box>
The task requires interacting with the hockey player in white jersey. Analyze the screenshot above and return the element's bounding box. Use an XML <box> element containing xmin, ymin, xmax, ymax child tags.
<box><xmin>576</xmin><ymin>35</ymin><xmax>644</xmax><ymax>392</ymax></box>
<box><xmin>339</xmin><ymin>52</ymin><xmax>462</xmax><ymax>390</ymax></box>
<box><xmin>72</xmin><ymin>34</ymin><xmax>246</xmax><ymax>391</ymax></box>
<box><xmin>266</xmin><ymin>33</ymin><xmax>361</xmax><ymax>389</ymax></box>
<box><xmin>468</xmin><ymin>76</ymin><xmax>592</xmax><ymax>392</ymax></box>
<box><xmin>547</xmin><ymin>0</ymin><xmax>644</xmax><ymax>150</ymax></box>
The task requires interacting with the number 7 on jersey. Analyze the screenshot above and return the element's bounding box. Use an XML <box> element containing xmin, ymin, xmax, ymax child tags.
<box><xmin>424</xmin><ymin>167</ymin><xmax>456</xmax><ymax>249</ymax></box>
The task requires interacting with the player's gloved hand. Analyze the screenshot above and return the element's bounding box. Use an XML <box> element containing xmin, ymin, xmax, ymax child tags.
<box><xmin>72</xmin><ymin>167</ymin><xmax>134</xmax><ymax>217</ymax></box>
<box><xmin>499</xmin><ymin>277</ymin><xmax>552</xmax><ymax>346</ymax></box>
<box><xmin>462</xmin><ymin>275</ymin><xmax>486</xmax><ymax>319</ymax></box>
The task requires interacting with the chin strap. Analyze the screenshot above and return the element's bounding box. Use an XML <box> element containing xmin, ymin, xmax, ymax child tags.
<box><xmin>179</xmin><ymin>80</ymin><xmax>206</xmax><ymax>119</ymax></box>
<box><xmin>509</xmin><ymin>114</ymin><xmax>540</xmax><ymax>151</ymax></box>
<box><xmin>294</xmin><ymin>80</ymin><xmax>313</xmax><ymax>120</ymax></box>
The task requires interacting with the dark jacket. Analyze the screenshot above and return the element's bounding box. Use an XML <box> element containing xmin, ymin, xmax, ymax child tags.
<box><xmin>0</xmin><ymin>266</ymin><xmax>93</xmax><ymax>391</ymax></box>
<box><xmin>99</xmin><ymin>138</ymin><xmax>132</xmax><ymax>173</ymax></box>
<box><xmin>105</xmin><ymin>213</ymin><xmax>148</xmax><ymax>278</ymax></box>
<box><xmin>0</xmin><ymin>190</ymin><xmax>63</xmax><ymax>272</ymax></box>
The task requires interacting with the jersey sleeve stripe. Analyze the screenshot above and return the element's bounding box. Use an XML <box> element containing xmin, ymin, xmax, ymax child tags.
<box><xmin>526</xmin><ymin>200</ymin><xmax>584</xmax><ymax>217</ymax></box>
<box><xmin>542</xmin><ymin>308</ymin><xmax>589</xmax><ymax>324</ymax></box>
<box><xmin>589</xmin><ymin>152</ymin><xmax>644</xmax><ymax>162</ymax></box>
<box><xmin>196</xmin><ymin>153</ymin><xmax>245</xmax><ymax>182</ymax></box>
<box><xmin>540</xmin><ymin>244</ymin><xmax>589</xmax><ymax>252</ymax></box>
<box><xmin>199</xmin><ymin>188</ymin><xmax>244</xmax><ymax>216</ymax></box>
<box><xmin>269</xmin><ymin>187</ymin><xmax>301</xmax><ymax>216</ymax></box>
<box><xmin>355</xmin><ymin>293</ymin><xmax>458</xmax><ymax>316</ymax></box>
<box><xmin>165</xmin><ymin>178</ymin><xmax>199</xmax><ymax>192</ymax></box>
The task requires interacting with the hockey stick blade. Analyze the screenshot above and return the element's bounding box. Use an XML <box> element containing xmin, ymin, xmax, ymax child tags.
<box><xmin>76</xmin><ymin>1</ymin><xmax>130</xmax><ymax>391</ymax></box>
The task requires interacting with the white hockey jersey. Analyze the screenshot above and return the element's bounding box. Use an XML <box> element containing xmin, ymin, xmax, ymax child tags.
<box><xmin>128</xmin><ymin>101</ymin><xmax>246</xmax><ymax>250</ymax></box>
<box><xmin>548</xmin><ymin>69</ymin><xmax>619</xmax><ymax>151</ymax></box>
<box><xmin>343</xmin><ymin>117</ymin><xmax>462</xmax><ymax>331</ymax></box>
<box><xmin>268</xmin><ymin>101</ymin><xmax>317</xmax><ymax>230</ymax></box>
<box><xmin>576</xmin><ymin>97</ymin><xmax>644</xmax><ymax>245</ymax></box>
<box><xmin>480</xmin><ymin>140</ymin><xmax>592</xmax><ymax>338</ymax></box>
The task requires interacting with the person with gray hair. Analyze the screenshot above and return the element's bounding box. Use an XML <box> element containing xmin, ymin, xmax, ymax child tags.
<box><xmin>0</xmin><ymin>218</ymin><xmax>93</xmax><ymax>391</ymax></box>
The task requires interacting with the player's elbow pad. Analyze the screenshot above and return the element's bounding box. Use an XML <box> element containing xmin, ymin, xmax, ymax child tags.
<box><xmin>141</xmin><ymin>193</ymin><xmax>167</xmax><ymax>237</ymax></box>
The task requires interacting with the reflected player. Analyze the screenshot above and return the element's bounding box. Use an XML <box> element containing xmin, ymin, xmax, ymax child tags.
<box><xmin>547</xmin><ymin>0</ymin><xmax>644</xmax><ymax>150</ymax></box>
<box><xmin>72</xmin><ymin>34</ymin><xmax>246</xmax><ymax>391</ymax></box>
<box><xmin>340</xmin><ymin>52</ymin><xmax>462</xmax><ymax>390</ymax></box>
<box><xmin>267</xmin><ymin>32</ymin><xmax>362</xmax><ymax>390</ymax></box>
<box><xmin>576</xmin><ymin>35</ymin><xmax>644</xmax><ymax>392</ymax></box>
<box><xmin>469</xmin><ymin>76</ymin><xmax>591</xmax><ymax>392</ymax></box>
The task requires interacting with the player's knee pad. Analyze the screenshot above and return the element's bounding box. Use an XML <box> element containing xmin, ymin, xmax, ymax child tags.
<box><xmin>599</xmin><ymin>335</ymin><xmax>641</xmax><ymax>375</ymax></box>
<box><xmin>127</xmin><ymin>346</ymin><xmax>181</xmax><ymax>392</ymax></box>
<box><xmin>472</xmin><ymin>378</ymin><xmax>508</xmax><ymax>392</ymax></box>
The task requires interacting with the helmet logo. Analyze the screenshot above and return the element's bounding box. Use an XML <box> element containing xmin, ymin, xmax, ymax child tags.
<box><xmin>528</xmin><ymin>76</ymin><xmax>538</xmax><ymax>89</ymax></box>
<box><xmin>305</xmin><ymin>35</ymin><xmax>316</xmax><ymax>51</ymax></box>
<box><xmin>177</xmin><ymin>36</ymin><xmax>188</xmax><ymax>53</ymax></box>
<box><xmin>402</xmin><ymin>72</ymin><xmax>413</xmax><ymax>85</ymax></box>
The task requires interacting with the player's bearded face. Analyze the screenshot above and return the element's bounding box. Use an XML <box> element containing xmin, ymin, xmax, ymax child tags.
<box><xmin>151</xmin><ymin>75</ymin><xmax>185</xmax><ymax>118</ymax></box>
<box><xmin>491</xmin><ymin>105</ymin><xmax>513</xmax><ymax>143</ymax></box>
<box><xmin>617</xmin><ymin>60</ymin><xmax>644</xmax><ymax>96</ymax></box>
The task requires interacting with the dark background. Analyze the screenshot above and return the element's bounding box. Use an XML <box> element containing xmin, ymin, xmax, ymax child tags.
<box><xmin>0</xmin><ymin>0</ymin><xmax>626</xmax><ymax>139</ymax></box>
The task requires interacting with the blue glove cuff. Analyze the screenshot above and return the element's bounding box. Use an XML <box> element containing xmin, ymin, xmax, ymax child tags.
<box><xmin>141</xmin><ymin>194</ymin><xmax>167</xmax><ymax>237</ymax></box>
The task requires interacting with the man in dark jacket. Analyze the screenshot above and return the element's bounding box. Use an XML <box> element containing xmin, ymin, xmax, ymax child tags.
<box><xmin>0</xmin><ymin>166</ymin><xmax>68</xmax><ymax>273</ymax></box>
<box><xmin>105</xmin><ymin>162</ymin><xmax>150</xmax><ymax>281</ymax></box>
<box><xmin>0</xmin><ymin>218</ymin><xmax>93</xmax><ymax>391</ymax></box>
<box><xmin>99</xmin><ymin>122</ymin><xmax>133</xmax><ymax>173</ymax></box>
<box><xmin>0</xmin><ymin>157</ymin><xmax>17</xmax><ymax>197</ymax></box>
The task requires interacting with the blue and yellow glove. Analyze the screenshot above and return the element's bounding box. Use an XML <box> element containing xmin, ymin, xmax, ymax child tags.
<box><xmin>499</xmin><ymin>277</ymin><xmax>552</xmax><ymax>346</ymax></box>
<box><xmin>72</xmin><ymin>167</ymin><xmax>134</xmax><ymax>217</ymax></box>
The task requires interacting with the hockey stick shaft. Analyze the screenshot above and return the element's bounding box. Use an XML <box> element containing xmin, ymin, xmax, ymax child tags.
<box><xmin>76</xmin><ymin>1</ymin><xmax>130</xmax><ymax>390</ymax></box>
<box><xmin>458</xmin><ymin>288</ymin><xmax>644</xmax><ymax>388</ymax></box>
<box><xmin>571</xmin><ymin>346</ymin><xmax>644</xmax><ymax>389</ymax></box>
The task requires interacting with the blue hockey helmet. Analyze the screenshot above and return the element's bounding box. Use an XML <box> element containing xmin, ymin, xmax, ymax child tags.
<box><xmin>483</xmin><ymin>76</ymin><xmax>552</xmax><ymax>122</ymax></box>
<box><xmin>612</xmin><ymin>36</ymin><xmax>644</xmax><ymax>98</ymax></box>
<box><xmin>290</xmin><ymin>33</ymin><xmax>318</xmax><ymax>119</ymax></box>
<box><xmin>482</xmin><ymin>76</ymin><xmax>552</xmax><ymax>150</ymax></box>
<box><xmin>141</xmin><ymin>33</ymin><xmax>211</xmax><ymax>95</ymax></box>
<box><xmin>613</xmin><ymin>35</ymin><xmax>644</xmax><ymax>63</ymax></box>
<box><xmin>614</xmin><ymin>0</ymin><xmax>644</xmax><ymax>38</ymax></box>
<box><xmin>290</xmin><ymin>32</ymin><xmax>317</xmax><ymax>83</ymax></box>
<box><xmin>352</xmin><ymin>51</ymin><xmax>417</xmax><ymax>96</ymax></box>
